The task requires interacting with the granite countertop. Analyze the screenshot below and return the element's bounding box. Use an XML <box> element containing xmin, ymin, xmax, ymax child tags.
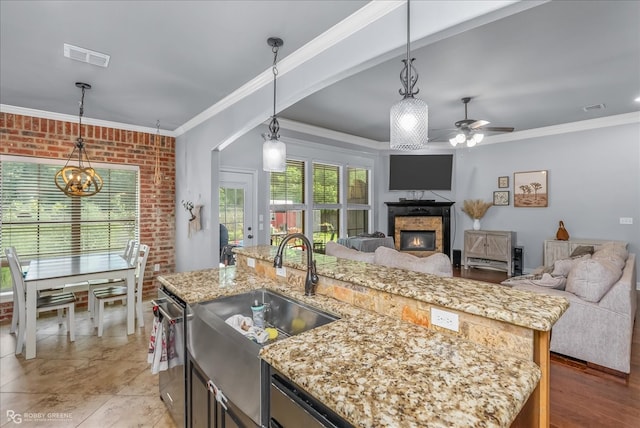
<box><xmin>235</xmin><ymin>245</ymin><xmax>569</xmax><ymax>331</ymax></box>
<box><xmin>158</xmin><ymin>266</ymin><xmax>541</xmax><ymax>427</ymax></box>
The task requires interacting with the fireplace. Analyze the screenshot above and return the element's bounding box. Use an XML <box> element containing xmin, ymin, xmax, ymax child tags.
<box><xmin>400</xmin><ymin>230</ymin><xmax>436</xmax><ymax>252</ymax></box>
<box><xmin>385</xmin><ymin>201</ymin><xmax>454</xmax><ymax>257</ymax></box>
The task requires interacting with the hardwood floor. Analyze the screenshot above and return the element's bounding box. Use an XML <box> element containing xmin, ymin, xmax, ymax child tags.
<box><xmin>1</xmin><ymin>268</ymin><xmax>638</xmax><ymax>427</ymax></box>
<box><xmin>456</xmin><ymin>266</ymin><xmax>640</xmax><ymax>428</ymax></box>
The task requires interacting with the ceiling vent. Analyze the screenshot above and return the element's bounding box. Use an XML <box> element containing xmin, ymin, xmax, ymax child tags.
<box><xmin>63</xmin><ymin>43</ymin><xmax>110</xmax><ymax>68</ymax></box>
<box><xmin>582</xmin><ymin>103</ymin><xmax>605</xmax><ymax>112</ymax></box>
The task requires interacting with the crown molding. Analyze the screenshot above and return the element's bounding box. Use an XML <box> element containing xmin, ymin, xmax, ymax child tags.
<box><xmin>0</xmin><ymin>104</ymin><xmax>175</xmax><ymax>137</ymax></box>
<box><xmin>478</xmin><ymin>111</ymin><xmax>640</xmax><ymax>146</ymax></box>
<box><xmin>277</xmin><ymin>117</ymin><xmax>387</xmax><ymax>151</ymax></box>
<box><xmin>174</xmin><ymin>1</ymin><xmax>403</xmax><ymax>137</ymax></box>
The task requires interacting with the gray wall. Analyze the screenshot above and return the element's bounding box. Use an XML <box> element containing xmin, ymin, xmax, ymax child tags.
<box><xmin>176</xmin><ymin>118</ymin><xmax>639</xmax><ymax>278</ymax></box>
<box><xmin>453</xmin><ymin>122</ymin><xmax>640</xmax><ymax>272</ymax></box>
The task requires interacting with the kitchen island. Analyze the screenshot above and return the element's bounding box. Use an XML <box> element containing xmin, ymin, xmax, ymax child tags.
<box><xmin>158</xmin><ymin>246</ymin><xmax>567</xmax><ymax>427</ymax></box>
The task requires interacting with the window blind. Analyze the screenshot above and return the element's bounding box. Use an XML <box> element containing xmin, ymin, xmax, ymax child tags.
<box><xmin>1</xmin><ymin>158</ymin><xmax>139</xmax><ymax>291</ymax></box>
<box><xmin>269</xmin><ymin>160</ymin><xmax>304</xmax><ymax>205</ymax></box>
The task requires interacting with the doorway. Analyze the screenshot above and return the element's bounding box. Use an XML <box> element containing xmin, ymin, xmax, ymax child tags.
<box><xmin>219</xmin><ymin>170</ymin><xmax>255</xmax><ymax>265</ymax></box>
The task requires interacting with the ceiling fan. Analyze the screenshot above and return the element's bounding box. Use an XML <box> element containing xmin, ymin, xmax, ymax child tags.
<box><xmin>447</xmin><ymin>97</ymin><xmax>514</xmax><ymax>147</ymax></box>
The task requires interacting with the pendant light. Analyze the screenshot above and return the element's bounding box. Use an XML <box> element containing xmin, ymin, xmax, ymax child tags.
<box><xmin>54</xmin><ymin>82</ymin><xmax>103</xmax><ymax>197</ymax></box>
<box><xmin>390</xmin><ymin>0</ymin><xmax>428</xmax><ymax>150</ymax></box>
<box><xmin>263</xmin><ymin>37</ymin><xmax>286</xmax><ymax>172</ymax></box>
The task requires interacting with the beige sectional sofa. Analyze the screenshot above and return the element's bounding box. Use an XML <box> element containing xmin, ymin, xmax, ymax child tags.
<box><xmin>508</xmin><ymin>242</ymin><xmax>637</xmax><ymax>374</ymax></box>
<box><xmin>325</xmin><ymin>242</ymin><xmax>453</xmax><ymax>277</ymax></box>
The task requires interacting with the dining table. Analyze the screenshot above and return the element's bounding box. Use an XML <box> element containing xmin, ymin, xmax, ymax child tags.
<box><xmin>23</xmin><ymin>252</ymin><xmax>136</xmax><ymax>359</ymax></box>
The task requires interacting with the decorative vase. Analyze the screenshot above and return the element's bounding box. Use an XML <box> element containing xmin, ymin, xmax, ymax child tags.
<box><xmin>473</xmin><ymin>219</ymin><xmax>481</xmax><ymax>230</ymax></box>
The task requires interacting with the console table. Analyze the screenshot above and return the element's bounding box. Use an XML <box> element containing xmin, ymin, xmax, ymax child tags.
<box><xmin>464</xmin><ymin>230</ymin><xmax>516</xmax><ymax>276</ymax></box>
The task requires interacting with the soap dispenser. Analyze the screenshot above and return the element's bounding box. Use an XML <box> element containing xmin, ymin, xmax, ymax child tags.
<box><xmin>251</xmin><ymin>299</ymin><xmax>265</xmax><ymax>329</ymax></box>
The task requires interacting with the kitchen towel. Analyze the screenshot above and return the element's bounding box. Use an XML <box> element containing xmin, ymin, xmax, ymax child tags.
<box><xmin>148</xmin><ymin>311</ymin><xmax>168</xmax><ymax>374</ymax></box>
<box><xmin>225</xmin><ymin>314</ymin><xmax>269</xmax><ymax>344</ymax></box>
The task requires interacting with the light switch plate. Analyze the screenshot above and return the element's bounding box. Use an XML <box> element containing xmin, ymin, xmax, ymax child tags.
<box><xmin>247</xmin><ymin>258</ymin><xmax>256</xmax><ymax>268</ymax></box>
<box><xmin>620</xmin><ymin>217</ymin><xmax>633</xmax><ymax>225</ymax></box>
<box><xmin>153</xmin><ymin>263</ymin><xmax>160</xmax><ymax>272</ymax></box>
<box><xmin>276</xmin><ymin>267</ymin><xmax>286</xmax><ymax>277</ymax></box>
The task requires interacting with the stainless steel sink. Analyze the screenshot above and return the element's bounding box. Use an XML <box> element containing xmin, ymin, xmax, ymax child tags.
<box><xmin>199</xmin><ymin>288</ymin><xmax>338</xmax><ymax>340</ymax></box>
<box><xmin>187</xmin><ymin>288</ymin><xmax>339</xmax><ymax>426</ymax></box>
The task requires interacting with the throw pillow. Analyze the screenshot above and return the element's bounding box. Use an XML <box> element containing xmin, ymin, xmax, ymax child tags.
<box><xmin>374</xmin><ymin>247</ymin><xmax>453</xmax><ymax>277</ymax></box>
<box><xmin>570</xmin><ymin>245</ymin><xmax>595</xmax><ymax>258</ymax></box>
<box><xmin>325</xmin><ymin>242</ymin><xmax>375</xmax><ymax>263</ymax></box>
<box><xmin>374</xmin><ymin>246</ymin><xmax>418</xmax><ymax>269</ymax></box>
<box><xmin>410</xmin><ymin>253</ymin><xmax>453</xmax><ymax>277</ymax></box>
<box><xmin>565</xmin><ymin>258</ymin><xmax>623</xmax><ymax>302</ymax></box>
<box><xmin>592</xmin><ymin>249</ymin><xmax>627</xmax><ymax>270</ymax></box>
<box><xmin>552</xmin><ymin>254</ymin><xmax>591</xmax><ymax>277</ymax></box>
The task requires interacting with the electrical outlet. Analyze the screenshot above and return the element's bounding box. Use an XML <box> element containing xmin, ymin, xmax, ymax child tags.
<box><xmin>431</xmin><ymin>307</ymin><xmax>459</xmax><ymax>332</ymax></box>
<box><xmin>247</xmin><ymin>258</ymin><xmax>256</xmax><ymax>268</ymax></box>
<box><xmin>276</xmin><ymin>267</ymin><xmax>286</xmax><ymax>277</ymax></box>
<box><xmin>620</xmin><ymin>217</ymin><xmax>633</xmax><ymax>225</ymax></box>
<box><xmin>153</xmin><ymin>263</ymin><xmax>160</xmax><ymax>272</ymax></box>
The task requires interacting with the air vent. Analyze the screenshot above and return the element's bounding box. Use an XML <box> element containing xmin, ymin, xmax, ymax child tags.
<box><xmin>582</xmin><ymin>103</ymin><xmax>606</xmax><ymax>112</ymax></box>
<box><xmin>63</xmin><ymin>43</ymin><xmax>110</xmax><ymax>68</ymax></box>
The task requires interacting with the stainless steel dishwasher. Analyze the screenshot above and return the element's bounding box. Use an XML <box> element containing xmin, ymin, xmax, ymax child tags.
<box><xmin>153</xmin><ymin>287</ymin><xmax>186</xmax><ymax>427</ymax></box>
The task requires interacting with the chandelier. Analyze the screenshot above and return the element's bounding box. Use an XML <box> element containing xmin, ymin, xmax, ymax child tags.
<box><xmin>262</xmin><ymin>37</ymin><xmax>286</xmax><ymax>172</ymax></box>
<box><xmin>54</xmin><ymin>82</ymin><xmax>103</xmax><ymax>197</ymax></box>
<box><xmin>390</xmin><ymin>0</ymin><xmax>428</xmax><ymax>150</ymax></box>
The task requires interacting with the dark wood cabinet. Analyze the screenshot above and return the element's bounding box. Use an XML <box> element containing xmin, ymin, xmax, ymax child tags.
<box><xmin>188</xmin><ymin>355</ymin><xmax>257</xmax><ymax>428</ymax></box>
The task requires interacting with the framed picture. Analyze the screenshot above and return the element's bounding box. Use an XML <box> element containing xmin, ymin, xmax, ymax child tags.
<box><xmin>493</xmin><ymin>191</ymin><xmax>510</xmax><ymax>206</ymax></box>
<box><xmin>514</xmin><ymin>170</ymin><xmax>548</xmax><ymax>207</ymax></box>
<box><xmin>498</xmin><ymin>176</ymin><xmax>509</xmax><ymax>188</ymax></box>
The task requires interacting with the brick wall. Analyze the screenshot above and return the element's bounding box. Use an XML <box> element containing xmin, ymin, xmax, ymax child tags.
<box><xmin>0</xmin><ymin>112</ymin><xmax>176</xmax><ymax>321</ymax></box>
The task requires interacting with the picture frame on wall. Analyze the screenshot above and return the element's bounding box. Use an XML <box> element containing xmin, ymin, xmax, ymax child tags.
<box><xmin>514</xmin><ymin>170</ymin><xmax>548</xmax><ymax>207</ymax></box>
<box><xmin>498</xmin><ymin>176</ymin><xmax>509</xmax><ymax>188</ymax></box>
<box><xmin>493</xmin><ymin>191</ymin><xmax>510</xmax><ymax>206</ymax></box>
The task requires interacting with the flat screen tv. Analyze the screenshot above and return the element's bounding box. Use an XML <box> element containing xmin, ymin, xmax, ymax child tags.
<box><xmin>388</xmin><ymin>154</ymin><xmax>453</xmax><ymax>191</ymax></box>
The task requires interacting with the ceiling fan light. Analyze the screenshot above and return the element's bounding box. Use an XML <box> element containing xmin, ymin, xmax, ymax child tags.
<box><xmin>263</xmin><ymin>137</ymin><xmax>286</xmax><ymax>172</ymax></box>
<box><xmin>455</xmin><ymin>133</ymin><xmax>466</xmax><ymax>144</ymax></box>
<box><xmin>390</xmin><ymin>97</ymin><xmax>429</xmax><ymax>150</ymax></box>
<box><xmin>474</xmin><ymin>133</ymin><xmax>485</xmax><ymax>143</ymax></box>
<box><xmin>449</xmin><ymin>137</ymin><xmax>458</xmax><ymax>147</ymax></box>
<box><xmin>467</xmin><ymin>136</ymin><xmax>478</xmax><ymax>147</ymax></box>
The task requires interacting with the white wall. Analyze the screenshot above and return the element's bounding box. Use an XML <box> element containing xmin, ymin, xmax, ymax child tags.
<box><xmin>454</xmin><ymin>122</ymin><xmax>640</xmax><ymax>272</ymax></box>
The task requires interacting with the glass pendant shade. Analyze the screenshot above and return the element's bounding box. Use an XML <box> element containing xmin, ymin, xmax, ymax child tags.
<box><xmin>263</xmin><ymin>137</ymin><xmax>286</xmax><ymax>172</ymax></box>
<box><xmin>390</xmin><ymin>97</ymin><xmax>429</xmax><ymax>151</ymax></box>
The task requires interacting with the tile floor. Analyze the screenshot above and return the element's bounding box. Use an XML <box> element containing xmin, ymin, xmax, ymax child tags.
<box><xmin>0</xmin><ymin>301</ymin><xmax>178</xmax><ymax>428</ymax></box>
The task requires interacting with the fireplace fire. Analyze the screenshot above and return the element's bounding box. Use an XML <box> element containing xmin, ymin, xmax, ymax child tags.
<box><xmin>400</xmin><ymin>230</ymin><xmax>436</xmax><ymax>252</ymax></box>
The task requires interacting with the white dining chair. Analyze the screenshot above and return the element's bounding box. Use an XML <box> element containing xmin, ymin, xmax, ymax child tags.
<box><xmin>92</xmin><ymin>243</ymin><xmax>149</xmax><ymax>337</ymax></box>
<box><xmin>5</xmin><ymin>247</ymin><xmax>76</xmax><ymax>355</ymax></box>
<box><xmin>87</xmin><ymin>240</ymin><xmax>137</xmax><ymax>315</ymax></box>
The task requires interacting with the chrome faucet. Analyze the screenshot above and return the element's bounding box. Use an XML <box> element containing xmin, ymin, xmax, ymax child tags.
<box><xmin>273</xmin><ymin>233</ymin><xmax>318</xmax><ymax>296</ymax></box>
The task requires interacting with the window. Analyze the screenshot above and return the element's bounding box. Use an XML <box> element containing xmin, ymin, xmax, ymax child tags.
<box><xmin>269</xmin><ymin>158</ymin><xmax>372</xmax><ymax>251</ymax></box>
<box><xmin>347</xmin><ymin>167</ymin><xmax>370</xmax><ymax>236</ymax></box>
<box><xmin>269</xmin><ymin>160</ymin><xmax>305</xmax><ymax>246</ymax></box>
<box><xmin>0</xmin><ymin>156</ymin><xmax>139</xmax><ymax>293</ymax></box>
<box><xmin>312</xmin><ymin>163</ymin><xmax>340</xmax><ymax>253</ymax></box>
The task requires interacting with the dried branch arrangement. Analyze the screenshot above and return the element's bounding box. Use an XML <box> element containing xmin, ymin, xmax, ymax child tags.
<box><xmin>462</xmin><ymin>199</ymin><xmax>492</xmax><ymax>219</ymax></box>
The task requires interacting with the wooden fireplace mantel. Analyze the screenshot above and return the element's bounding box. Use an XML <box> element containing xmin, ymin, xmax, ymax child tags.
<box><xmin>385</xmin><ymin>201</ymin><xmax>455</xmax><ymax>257</ymax></box>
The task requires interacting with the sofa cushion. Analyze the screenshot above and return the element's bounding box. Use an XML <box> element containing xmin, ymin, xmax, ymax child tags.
<box><xmin>325</xmin><ymin>242</ymin><xmax>375</xmax><ymax>263</ymax></box>
<box><xmin>374</xmin><ymin>246</ymin><xmax>453</xmax><ymax>277</ymax></box>
<box><xmin>552</xmin><ymin>254</ymin><xmax>591</xmax><ymax>277</ymax></box>
<box><xmin>565</xmin><ymin>258</ymin><xmax>623</xmax><ymax>302</ymax></box>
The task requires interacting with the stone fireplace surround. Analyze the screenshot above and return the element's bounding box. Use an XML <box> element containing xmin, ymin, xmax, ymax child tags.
<box><xmin>385</xmin><ymin>201</ymin><xmax>454</xmax><ymax>258</ymax></box>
